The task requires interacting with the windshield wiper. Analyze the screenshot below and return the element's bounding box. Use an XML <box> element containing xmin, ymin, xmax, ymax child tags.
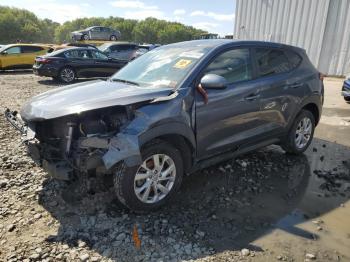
<box><xmin>110</xmin><ymin>78</ymin><xmax>139</xmax><ymax>86</ymax></box>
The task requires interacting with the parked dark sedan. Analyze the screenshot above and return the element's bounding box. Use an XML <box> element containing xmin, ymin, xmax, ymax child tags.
<box><xmin>342</xmin><ymin>75</ymin><xmax>350</xmax><ymax>102</ymax></box>
<box><xmin>33</xmin><ymin>47</ymin><xmax>125</xmax><ymax>83</ymax></box>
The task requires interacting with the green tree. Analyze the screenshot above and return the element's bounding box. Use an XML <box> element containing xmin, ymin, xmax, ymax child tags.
<box><xmin>0</xmin><ymin>5</ymin><xmax>206</xmax><ymax>45</ymax></box>
<box><xmin>0</xmin><ymin>6</ymin><xmax>59</xmax><ymax>44</ymax></box>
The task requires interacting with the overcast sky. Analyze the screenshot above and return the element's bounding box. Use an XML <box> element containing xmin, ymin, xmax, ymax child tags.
<box><xmin>0</xmin><ymin>0</ymin><xmax>236</xmax><ymax>36</ymax></box>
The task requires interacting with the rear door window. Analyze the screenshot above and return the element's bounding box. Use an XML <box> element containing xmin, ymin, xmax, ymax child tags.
<box><xmin>255</xmin><ymin>48</ymin><xmax>291</xmax><ymax>77</ymax></box>
<box><xmin>204</xmin><ymin>48</ymin><xmax>252</xmax><ymax>84</ymax></box>
<box><xmin>22</xmin><ymin>46</ymin><xmax>44</xmax><ymax>53</ymax></box>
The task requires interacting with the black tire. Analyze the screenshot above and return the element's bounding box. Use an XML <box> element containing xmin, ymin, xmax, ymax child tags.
<box><xmin>58</xmin><ymin>67</ymin><xmax>76</xmax><ymax>84</ymax></box>
<box><xmin>110</xmin><ymin>35</ymin><xmax>117</xmax><ymax>41</ymax></box>
<box><xmin>113</xmin><ymin>140</ymin><xmax>184</xmax><ymax>212</ymax></box>
<box><xmin>282</xmin><ymin>109</ymin><xmax>315</xmax><ymax>155</ymax></box>
<box><xmin>82</xmin><ymin>34</ymin><xmax>89</xmax><ymax>40</ymax></box>
<box><xmin>344</xmin><ymin>97</ymin><xmax>350</xmax><ymax>102</ymax></box>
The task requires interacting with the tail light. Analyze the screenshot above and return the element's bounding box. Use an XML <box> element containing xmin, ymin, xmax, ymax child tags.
<box><xmin>319</xmin><ymin>72</ymin><xmax>325</xmax><ymax>82</ymax></box>
<box><xmin>36</xmin><ymin>57</ymin><xmax>52</xmax><ymax>64</ymax></box>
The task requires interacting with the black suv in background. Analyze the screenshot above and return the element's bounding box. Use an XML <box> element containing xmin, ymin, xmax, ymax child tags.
<box><xmin>33</xmin><ymin>47</ymin><xmax>125</xmax><ymax>83</ymax></box>
<box><xmin>98</xmin><ymin>42</ymin><xmax>139</xmax><ymax>62</ymax></box>
<box><xmin>6</xmin><ymin>40</ymin><xmax>323</xmax><ymax>212</ymax></box>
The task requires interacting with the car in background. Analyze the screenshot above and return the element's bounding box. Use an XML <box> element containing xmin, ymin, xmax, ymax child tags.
<box><xmin>71</xmin><ymin>26</ymin><xmax>121</xmax><ymax>41</ymax></box>
<box><xmin>0</xmin><ymin>44</ymin><xmax>50</xmax><ymax>70</ymax></box>
<box><xmin>134</xmin><ymin>44</ymin><xmax>161</xmax><ymax>58</ymax></box>
<box><xmin>33</xmin><ymin>47</ymin><xmax>125</xmax><ymax>83</ymax></box>
<box><xmin>98</xmin><ymin>42</ymin><xmax>138</xmax><ymax>62</ymax></box>
<box><xmin>47</xmin><ymin>43</ymin><xmax>98</xmax><ymax>53</ymax></box>
<box><xmin>342</xmin><ymin>75</ymin><xmax>350</xmax><ymax>102</ymax></box>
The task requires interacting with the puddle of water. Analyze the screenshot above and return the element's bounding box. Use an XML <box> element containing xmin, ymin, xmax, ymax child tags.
<box><xmin>253</xmin><ymin>139</ymin><xmax>350</xmax><ymax>259</ymax></box>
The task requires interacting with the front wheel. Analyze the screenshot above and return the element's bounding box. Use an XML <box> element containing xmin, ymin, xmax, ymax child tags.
<box><xmin>82</xmin><ymin>34</ymin><xmax>89</xmax><ymax>40</ymax></box>
<box><xmin>344</xmin><ymin>96</ymin><xmax>350</xmax><ymax>102</ymax></box>
<box><xmin>110</xmin><ymin>35</ymin><xmax>117</xmax><ymax>41</ymax></box>
<box><xmin>282</xmin><ymin>110</ymin><xmax>315</xmax><ymax>154</ymax></box>
<box><xmin>113</xmin><ymin>140</ymin><xmax>183</xmax><ymax>212</ymax></box>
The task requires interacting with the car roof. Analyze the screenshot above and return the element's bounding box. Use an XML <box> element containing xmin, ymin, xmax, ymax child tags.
<box><xmin>4</xmin><ymin>43</ymin><xmax>50</xmax><ymax>48</ymax></box>
<box><xmin>101</xmin><ymin>41</ymin><xmax>137</xmax><ymax>47</ymax></box>
<box><xmin>166</xmin><ymin>39</ymin><xmax>304</xmax><ymax>52</ymax></box>
<box><xmin>58</xmin><ymin>47</ymin><xmax>95</xmax><ymax>51</ymax></box>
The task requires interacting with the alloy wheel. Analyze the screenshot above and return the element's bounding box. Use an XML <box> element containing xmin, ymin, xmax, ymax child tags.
<box><xmin>60</xmin><ymin>68</ymin><xmax>75</xmax><ymax>83</ymax></box>
<box><xmin>295</xmin><ymin>117</ymin><xmax>312</xmax><ymax>149</ymax></box>
<box><xmin>134</xmin><ymin>154</ymin><xmax>176</xmax><ymax>204</ymax></box>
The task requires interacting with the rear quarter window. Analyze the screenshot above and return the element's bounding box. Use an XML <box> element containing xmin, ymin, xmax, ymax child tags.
<box><xmin>285</xmin><ymin>50</ymin><xmax>302</xmax><ymax>69</ymax></box>
<box><xmin>255</xmin><ymin>48</ymin><xmax>292</xmax><ymax>77</ymax></box>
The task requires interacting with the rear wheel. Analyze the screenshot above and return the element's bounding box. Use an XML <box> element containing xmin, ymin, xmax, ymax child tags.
<box><xmin>110</xmin><ymin>35</ymin><xmax>117</xmax><ymax>41</ymax></box>
<box><xmin>282</xmin><ymin>110</ymin><xmax>315</xmax><ymax>154</ymax></box>
<box><xmin>114</xmin><ymin>140</ymin><xmax>183</xmax><ymax>212</ymax></box>
<box><xmin>58</xmin><ymin>67</ymin><xmax>75</xmax><ymax>84</ymax></box>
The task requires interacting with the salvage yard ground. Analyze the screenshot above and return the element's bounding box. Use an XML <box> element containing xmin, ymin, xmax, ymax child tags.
<box><xmin>0</xmin><ymin>72</ymin><xmax>349</xmax><ymax>262</ymax></box>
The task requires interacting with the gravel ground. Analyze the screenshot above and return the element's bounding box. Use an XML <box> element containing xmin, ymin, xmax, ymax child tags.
<box><xmin>0</xmin><ymin>72</ymin><xmax>349</xmax><ymax>262</ymax></box>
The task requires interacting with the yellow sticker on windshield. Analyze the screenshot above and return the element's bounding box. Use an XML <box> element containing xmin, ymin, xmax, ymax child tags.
<box><xmin>174</xmin><ymin>59</ymin><xmax>192</xmax><ymax>69</ymax></box>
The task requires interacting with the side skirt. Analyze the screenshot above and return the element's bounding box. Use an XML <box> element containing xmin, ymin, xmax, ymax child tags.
<box><xmin>189</xmin><ymin>138</ymin><xmax>280</xmax><ymax>173</ymax></box>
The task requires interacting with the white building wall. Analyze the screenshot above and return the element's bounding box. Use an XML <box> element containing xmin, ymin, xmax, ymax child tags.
<box><xmin>234</xmin><ymin>0</ymin><xmax>350</xmax><ymax>76</ymax></box>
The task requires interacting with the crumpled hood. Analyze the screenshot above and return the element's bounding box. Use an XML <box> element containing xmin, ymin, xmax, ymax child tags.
<box><xmin>21</xmin><ymin>80</ymin><xmax>173</xmax><ymax>121</ymax></box>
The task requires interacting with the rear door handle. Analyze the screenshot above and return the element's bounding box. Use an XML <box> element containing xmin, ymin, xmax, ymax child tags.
<box><xmin>289</xmin><ymin>83</ymin><xmax>303</xmax><ymax>89</ymax></box>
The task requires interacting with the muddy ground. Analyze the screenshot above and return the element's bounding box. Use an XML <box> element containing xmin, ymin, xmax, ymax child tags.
<box><xmin>0</xmin><ymin>72</ymin><xmax>349</xmax><ymax>262</ymax></box>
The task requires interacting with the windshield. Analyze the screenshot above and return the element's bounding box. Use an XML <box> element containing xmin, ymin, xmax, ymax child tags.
<box><xmin>111</xmin><ymin>45</ymin><xmax>211</xmax><ymax>88</ymax></box>
<box><xmin>0</xmin><ymin>45</ymin><xmax>9</xmax><ymax>53</ymax></box>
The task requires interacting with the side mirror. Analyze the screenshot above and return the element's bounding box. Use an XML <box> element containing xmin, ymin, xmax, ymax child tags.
<box><xmin>200</xmin><ymin>74</ymin><xmax>228</xmax><ymax>89</ymax></box>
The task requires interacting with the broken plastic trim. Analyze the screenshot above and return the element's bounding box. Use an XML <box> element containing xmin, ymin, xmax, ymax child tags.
<box><xmin>4</xmin><ymin>108</ymin><xmax>27</xmax><ymax>135</ymax></box>
<box><xmin>102</xmin><ymin>133</ymin><xmax>142</xmax><ymax>169</ymax></box>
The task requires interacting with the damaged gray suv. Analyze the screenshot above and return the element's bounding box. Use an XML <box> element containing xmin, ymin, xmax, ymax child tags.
<box><xmin>5</xmin><ymin>40</ymin><xmax>323</xmax><ymax>212</ymax></box>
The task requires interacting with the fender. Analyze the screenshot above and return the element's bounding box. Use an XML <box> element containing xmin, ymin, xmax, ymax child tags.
<box><xmin>138</xmin><ymin>122</ymin><xmax>196</xmax><ymax>149</ymax></box>
<box><xmin>286</xmin><ymin>94</ymin><xmax>322</xmax><ymax>132</ymax></box>
<box><xmin>299</xmin><ymin>94</ymin><xmax>322</xmax><ymax>123</ymax></box>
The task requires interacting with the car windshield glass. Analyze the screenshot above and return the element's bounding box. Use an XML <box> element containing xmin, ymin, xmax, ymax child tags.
<box><xmin>0</xmin><ymin>45</ymin><xmax>9</xmax><ymax>52</ymax></box>
<box><xmin>110</xmin><ymin>45</ymin><xmax>211</xmax><ymax>88</ymax></box>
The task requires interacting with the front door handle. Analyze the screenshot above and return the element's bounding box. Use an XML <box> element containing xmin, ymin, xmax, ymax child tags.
<box><xmin>289</xmin><ymin>82</ymin><xmax>303</xmax><ymax>89</ymax></box>
<box><xmin>244</xmin><ymin>93</ymin><xmax>260</xmax><ymax>101</ymax></box>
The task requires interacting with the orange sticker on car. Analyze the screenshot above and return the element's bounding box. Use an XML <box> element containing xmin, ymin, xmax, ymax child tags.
<box><xmin>174</xmin><ymin>59</ymin><xmax>192</xmax><ymax>69</ymax></box>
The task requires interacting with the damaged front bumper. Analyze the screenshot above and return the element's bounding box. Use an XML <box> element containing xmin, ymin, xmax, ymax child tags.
<box><xmin>5</xmin><ymin>109</ymin><xmax>72</xmax><ymax>179</ymax></box>
<box><xmin>4</xmin><ymin>108</ymin><xmax>142</xmax><ymax>181</ymax></box>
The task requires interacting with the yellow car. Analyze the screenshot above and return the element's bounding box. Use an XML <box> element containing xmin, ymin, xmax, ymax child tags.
<box><xmin>0</xmin><ymin>44</ymin><xmax>50</xmax><ymax>70</ymax></box>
